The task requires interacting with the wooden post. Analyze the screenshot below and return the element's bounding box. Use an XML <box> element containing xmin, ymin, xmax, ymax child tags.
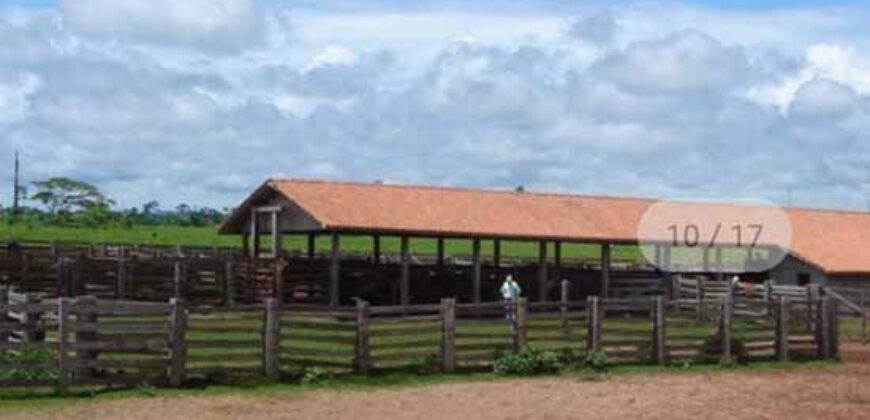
<box><xmin>75</xmin><ymin>295</ymin><xmax>98</xmax><ymax>379</ymax></box>
<box><xmin>372</xmin><ymin>235</ymin><xmax>381</xmax><ymax>265</ymax></box>
<box><xmin>830</xmin><ymin>299</ymin><xmax>840</xmax><ymax>359</ymax></box>
<box><xmin>307</xmin><ymin>233</ymin><xmax>316</xmax><ymax>259</ymax></box>
<box><xmin>775</xmin><ymin>296</ymin><xmax>789</xmax><ymax>362</ymax></box>
<box><xmin>116</xmin><ymin>258</ymin><xmax>127</xmax><ymax>300</ymax></box>
<box><xmin>274</xmin><ymin>260</ymin><xmax>285</xmax><ymax>305</ymax></box>
<box><xmin>263</xmin><ymin>298</ymin><xmax>281</xmax><ymax>379</ymax></box>
<box><xmin>250</xmin><ymin>208</ymin><xmax>259</xmax><ymax>259</ymax></box>
<box><xmin>472</xmin><ymin>239</ymin><xmax>482</xmax><ymax>304</ymax></box>
<box><xmin>329</xmin><ymin>232</ymin><xmax>341</xmax><ymax>307</ymax></box>
<box><xmin>817</xmin><ymin>296</ymin><xmax>831</xmax><ymax>359</ymax></box>
<box><xmin>0</xmin><ymin>286</ymin><xmax>7</xmax><ymax>347</ymax></box>
<box><xmin>436</xmin><ymin>238</ymin><xmax>445</xmax><ymax>266</ymax></box>
<box><xmin>270</xmin><ymin>211</ymin><xmax>281</xmax><ymax>257</ymax></box>
<box><xmin>50</xmin><ymin>240</ymin><xmax>59</xmax><ymax>261</ymax></box>
<box><xmin>400</xmin><ymin>236</ymin><xmax>411</xmax><ymax>306</ymax></box>
<box><xmin>587</xmin><ymin>296</ymin><xmax>601</xmax><ymax>352</ymax></box>
<box><xmin>696</xmin><ymin>276</ymin><xmax>705</xmax><ymax>321</ymax></box>
<box><xmin>354</xmin><ymin>300</ymin><xmax>370</xmax><ymax>374</ymax></box>
<box><xmin>440</xmin><ymin>298</ymin><xmax>456</xmax><ymax>373</ymax></box>
<box><xmin>493</xmin><ymin>239</ymin><xmax>502</xmax><ymax>275</ymax></box>
<box><xmin>554</xmin><ymin>241</ymin><xmax>562</xmax><ymax>268</ymax></box>
<box><xmin>653</xmin><ymin>296</ymin><xmax>666</xmax><ymax>365</ymax></box>
<box><xmin>57</xmin><ymin>297</ymin><xmax>71</xmax><ymax>391</ymax></box>
<box><xmin>513</xmin><ymin>297</ymin><xmax>527</xmax><ymax>351</ymax></box>
<box><xmin>538</xmin><ymin>241</ymin><xmax>548</xmax><ymax>302</ymax></box>
<box><xmin>173</xmin><ymin>261</ymin><xmax>184</xmax><ymax>299</ymax></box>
<box><xmin>225</xmin><ymin>260</ymin><xmax>236</xmax><ymax>308</ymax></box>
<box><xmin>600</xmin><ymin>243</ymin><xmax>610</xmax><ymax>298</ymax></box>
<box><xmin>560</xmin><ymin>279</ymin><xmax>569</xmax><ymax>325</ymax></box>
<box><xmin>168</xmin><ymin>298</ymin><xmax>188</xmax><ymax>387</ymax></box>
<box><xmin>241</xmin><ymin>233</ymin><xmax>250</xmax><ymax>256</ymax></box>
<box><xmin>721</xmin><ymin>292</ymin><xmax>733</xmax><ymax>364</ymax></box>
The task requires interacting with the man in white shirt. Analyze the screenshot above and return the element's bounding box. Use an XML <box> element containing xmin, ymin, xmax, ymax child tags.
<box><xmin>501</xmin><ymin>275</ymin><xmax>521</xmax><ymax>322</ymax></box>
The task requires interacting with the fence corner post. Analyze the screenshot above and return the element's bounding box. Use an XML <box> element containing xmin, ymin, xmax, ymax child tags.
<box><xmin>513</xmin><ymin>297</ymin><xmax>527</xmax><ymax>351</ymax></box>
<box><xmin>587</xmin><ymin>296</ymin><xmax>601</xmax><ymax>353</ymax></box>
<box><xmin>354</xmin><ymin>299</ymin><xmax>370</xmax><ymax>374</ymax></box>
<box><xmin>168</xmin><ymin>297</ymin><xmax>188</xmax><ymax>387</ymax></box>
<box><xmin>440</xmin><ymin>298</ymin><xmax>456</xmax><ymax>373</ymax></box>
<box><xmin>653</xmin><ymin>295</ymin><xmax>666</xmax><ymax>365</ymax></box>
<box><xmin>263</xmin><ymin>297</ymin><xmax>281</xmax><ymax>379</ymax></box>
<box><xmin>720</xmin><ymin>293</ymin><xmax>733</xmax><ymax>364</ymax></box>
<box><xmin>775</xmin><ymin>296</ymin><xmax>789</xmax><ymax>362</ymax></box>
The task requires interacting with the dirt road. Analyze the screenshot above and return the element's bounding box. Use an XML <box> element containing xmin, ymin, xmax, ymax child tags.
<box><xmin>6</xmin><ymin>344</ymin><xmax>870</xmax><ymax>420</ymax></box>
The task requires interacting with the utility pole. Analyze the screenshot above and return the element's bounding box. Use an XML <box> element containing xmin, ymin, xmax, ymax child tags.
<box><xmin>12</xmin><ymin>149</ymin><xmax>20</xmax><ymax>222</ymax></box>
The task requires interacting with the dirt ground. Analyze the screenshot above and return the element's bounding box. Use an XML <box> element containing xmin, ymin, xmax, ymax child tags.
<box><xmin>6</xmin><ymin>343</ymin><xmax>870</xmax><ymax>420</ymax></box>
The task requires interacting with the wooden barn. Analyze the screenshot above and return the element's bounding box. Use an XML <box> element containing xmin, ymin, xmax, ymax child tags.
<box><xmin>219</xmin><ymin>178</ymin><xmax>870</xmax><ymax>306</ymax></box>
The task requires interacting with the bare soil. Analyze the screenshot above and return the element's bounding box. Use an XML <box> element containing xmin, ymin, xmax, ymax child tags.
<box><xmin>6</xmin><ymin>344</ymin><xmax>870</xmax><ymax>420</ymax></box>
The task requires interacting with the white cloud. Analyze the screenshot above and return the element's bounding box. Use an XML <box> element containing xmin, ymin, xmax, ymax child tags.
<box><xmin>58</xmin><ymin>0</ymin><xmax>264</xmax><ymax>52</ymax></box>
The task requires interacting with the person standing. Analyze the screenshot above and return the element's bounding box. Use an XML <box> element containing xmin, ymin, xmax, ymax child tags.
<box><xmin>501</xmin><ymin>274</ymin><xmax>521</xmax><ymax>323</ymax></box>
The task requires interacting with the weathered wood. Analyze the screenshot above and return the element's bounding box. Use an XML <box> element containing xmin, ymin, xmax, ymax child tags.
<box><xmin>599</xmin><ymin>243</ymin><xmax>611</xmax><ymax>298</ymax></box>
<box><xmin>721</xmin><ymin>292</ymin><xmax>733</xmax><ymax>364</ymax></box>
<box><xmin>441</xmin><ymin>298</ymin><xmax>456</xmax><ymax>373</ymax></box>
<box><xmin>372</xmin><ymin>235</ymin><xmax>381</xmax><ymax>265</ymax></box>
<box><xmin>307</xmin><ymin>233</ymin><xmax>316</xmax><ymax>259</ymax></box>
<box><xmin>329</xmin><ymin>232</ymin><xmax>341</xmax><ymax>307</ymax></box>
<box><xmin>400</xmin><ymin>237</ymin><xmax>411</xmax><ymax>306</ymax></box>
<box><xmin>538</xmin><ymin>241</ymin><xmax>548</xmax><ymax>302</ymax></box>
<box><xmin>168</xmin><ymin>298</ymin><xmax>188</xmax><ymax>387</ymax></box>
<box><xmin>354</xmin><ymin>300</ymin><xmax>370</xmax><ymax>374</ymax></box>
<box><xmin>57</xmin><ymin>297</ymin><xmax>71</xmax><ymax>391</ymax></box>
<box><xmin>173</xmin><ymin>261</ymin><xmax>184</xmax><ymax>299</ymax></box>
<box><xmin>587</xmin><ymin>296</ymin><xmax>601</xmax><ymax>352</ymax></box>
<box><xmin>554</xmin><ymin>241</ymin><xmax>562</xmax><ymax>268</ymax></box>
<box><xmin>775</xmin><ymin>297</ymin><xmax>789</xmax><ymax>362</ymax></box>
<box><xmin>653</xmin><ymin>296</ymin><xmax>666</xmax><ymax>364</ymax></box>
<box><xmin>116</xmin><ymin>258</ymin><xmax>127</xmax><ymax>300</ymax></box>
<box><xmin>514</xmin><ymin>297</ymin><xmax>527</xmax><ymax>351</ymax></box>
<box><xmin>436</xmin><ymin>238</ymin><xmax>445</xmax><ymax>266</ymax></box>
<box><xmin>560</xmin><ymin>280</ymin><xmax>569</xmax><ymax>325</ymax></box>
<box><xmin>472</xmin><ymin>239</ymin><xmax>482</xmax><ymax>304</ymax></box>
<box><xmin>270</xmin><ymin>210</ymin><xmax>281</xmax><ymax>257</ymax></box>
<box><xmin>75</xmin><ymin>295</ymin><xmax>99</xmax><ymax>379</ymax></box>
<box><xmin>493</xmin><ymin>239</ymin><xmax>501</xmax><ymax>272</ymax></box>
<box><xmin>274</xmin><ymin>260</ymin><xmax>285</xmax><ymax>305</ymax></box>
<box><xmin>225</xmin><ymin>260</ymin><xmax>236</xmax><ymax>308</ymax></box>
<box><xmin>250</xmin><ymin>207</ymin><xmax>259</xmax><ymax>258</ymax></box>
<box><xmin>263</xmin><ymin>298</ymin><xmax>281</xmax><ymax>379</ymax></box>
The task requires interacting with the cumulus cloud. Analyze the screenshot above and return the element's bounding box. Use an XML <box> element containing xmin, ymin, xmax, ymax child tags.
<box><xmin>2</xmin><ymin>2</ymin><xmax>870</xmax><ymax>211</ymax></box>
<box><xmin>58</xmin><ymin>0</ymin><xmax>264</xmax><ymax>52</ymax></box>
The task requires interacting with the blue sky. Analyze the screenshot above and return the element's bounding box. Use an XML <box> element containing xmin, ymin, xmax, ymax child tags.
<box><xmin>2</xmin><ymin>0</ymin><xmax>870</xmax><ymax>211</ymax></box>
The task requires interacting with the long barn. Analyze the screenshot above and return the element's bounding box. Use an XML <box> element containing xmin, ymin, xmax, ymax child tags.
<box><xmin>220</xmin><ymin>178</ymin><xmax>870</xmax><ymax>306</ymax></box>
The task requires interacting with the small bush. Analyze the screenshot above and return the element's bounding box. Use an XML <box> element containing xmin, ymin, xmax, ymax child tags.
<box><xmin>493</xmin><ymin>346</ymin><xmax>559</xmax><ymax>376</ymax></box>
<box><xmin>702</xmin><ymin>333</ymin><xmax>747</xmax><ymax>365</ymax></box>
<box><xmin>582</xmin><ymin>350</ymin><xmax>608</xmax><ymax>372</ymax></box>
<box><xmin>300</xmin><ymin>366</ymin><xmax>333</xmax><ymax>385</ymax></box>
<box><xmin>0</xmin><ymin>350</ymin><xmax>56</xmax><ymax>381</ymax></box>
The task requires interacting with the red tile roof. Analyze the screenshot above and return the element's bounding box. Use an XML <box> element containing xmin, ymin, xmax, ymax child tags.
<box><xmin>222</xmin><ymin>178</ymin><xmax>870</xmax><ymax>275</ymax></box>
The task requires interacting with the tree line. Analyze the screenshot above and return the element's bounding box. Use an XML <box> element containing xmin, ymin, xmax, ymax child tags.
<box><xmin>2</xmin><ymin>177</ymin><xmax>228</xmax><ymax>228</ymax></box>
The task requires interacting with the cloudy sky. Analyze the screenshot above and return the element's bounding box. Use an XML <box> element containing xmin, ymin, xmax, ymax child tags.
<box><xmin>3</xmin><ymin>0</ymin><xmax>870</xmax><ymax>211</ymax></box>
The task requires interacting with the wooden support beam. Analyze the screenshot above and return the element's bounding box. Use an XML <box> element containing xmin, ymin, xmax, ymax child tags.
<box><xmin>436</xmin><ymin>238</ymin><xmax>445</xmax><ymax>265</ymax></box>
<box><xmin>538</xmin><ymin>241</ymin><xmax>548</xmax><ymax>302</ymax></box>
<box><xmin>372</xmin><ymin>235</ymin><xmax>381</xmax><ymax>265</ymax></box>
<box><xmin>493</xmin><ymin>239</ymin><xmax>501</xmax><ymax>270</ymax></box>
<box><xmin>472</xmin><ymin>239</ymin><xmax>482</xmax><ymax>303</ymax></box>
<box><xmin>329</xmin><ymin>233</ymin><xmax>341</xmax><ymax>307</ymax></box>
<box><xmin>307</xmin><ymin>233</ymin><xmax>316</xmax><ymax>259</ymax></box>
<box><xmin>270</xmin><ymin>211</ymin><xmax>281</xmax><ymax>257</ymax></box>
<box><xmin>600</xmin><ymin>243</ymin><xmax>611</xmax><ymax>298</ymax></box>
<box><xmin>250</xmin><ymin>207</ymin><xmax>259</xmax><ymax>259</ymax></box>
<box><xmin>554</xmin><ymin>241</ymin><xmax>562</xmax><ymax>268</ymax></box>
<box><xmin>400</xmin><ymin>236</ymin><xmax>410</xmax><ymax>306</ymax></box>
<box><xmin>241</xmin><ymin>233</ymin><xmax>250</xmax><ymax>256</ymax></box>
<box><xmin>440</xmin><ymin>298</ymin><xmax>456</xmax><ymax>373</ymax></box>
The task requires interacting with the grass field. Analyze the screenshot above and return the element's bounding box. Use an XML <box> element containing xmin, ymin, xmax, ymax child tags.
<box><xmin>0</xmin><ymin>223</ymin><xmax>646</xmax><ymax>261</ymax></box>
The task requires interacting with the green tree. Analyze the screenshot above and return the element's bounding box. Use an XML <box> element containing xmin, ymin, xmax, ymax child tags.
<box><xmin>30</xmin><ymin>177</ymin><xmax>114</xmax><ymax>221</ymax></box>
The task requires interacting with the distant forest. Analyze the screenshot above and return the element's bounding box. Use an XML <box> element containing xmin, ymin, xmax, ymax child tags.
<box><xmin>2</xmin><ymin>177</ymin><xmax>228</xmax><ymax>228</ymax></box>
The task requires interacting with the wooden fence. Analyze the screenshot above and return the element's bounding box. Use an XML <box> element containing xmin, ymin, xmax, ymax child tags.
<box><xmin>0</xmin><ymin>290</ymin><xmax>838</xmax><ymax>390</ymax></box>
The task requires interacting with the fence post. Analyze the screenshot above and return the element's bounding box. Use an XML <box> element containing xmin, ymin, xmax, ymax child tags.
<box><xmin>274</xmin><ymin>260</ymin><xmax>285</xmax><ymax>306</ymax></box>
<box><xmin>587</xmin><ymin>296</ymin><xmax>601</xmax><ymax>353</ymax></box>
<box><xmin>0</xmin><ymin>286</ymin><xmax>8</xmax><ymax>350</ymax></box>
<box><xmin>354</xmin><ymin>300</ymin><xmax>370</xmax><ymax>374</ymax></box>
<box><xmin>818</xmin><ymin>296</ymin><xmax>832</xmax><ymax>359</ymax></box>
<box><xmin>560</xmin><ymin>280</ymin><xmax>569</xmax><ymax>326</ymax></box>
<box><xmin>225</xmin><ymin>260</ymin><xmax>236</xmax><ymax>308</ymax></box>
<box><xmin>763</xmin><ymin>280</ymin><xmax>773</xmax><ymax>315</ymax></box>
<box><xmin>513</xmin><ymin>297</ymin><xmax>527</xmax><ymax>351</ymax></box>
<box><xmin>653</xmin><ymin>296</ymin><xmax>666</xmax><ymax>365</ymax></box>
<box><xmin>116</xmin><ymin>258</ymin><xmax>127</xmax><ymax>300</ymax></box>
<box><xmin>696</xmin><ymin>277</ymin><xmax>704</xmax><ymax>321</ymax></box>
<box><xmin>168</xmin><ymin>298</ymin><xmax>188</xmax><ymax>387</ymax></box>
<box><xmin>440</xmin><ymin>298</ymin><xmax>456</xmax><ymax>373</ymax></box>
<box><xmin>75</xmin><ymin>295</ymin><xmax>98</xmax><ymax>379</ymax></box>
<box><xmin>775</xmin><ymin>297</ymin><xmax>789</xmax><ymax>362</ymax></box>
<box><xmin>57</xmin><ymin>297</ymin><xmax>71</xmax><ymax>391</ymax></box>
<box><xmin>828</xmin><ymin>299</ymin><xmax>839</xmax><ymax>359</ymax></box>
<box><xmin>720</xmin><ymin>293</ymin><xmax>733</xmax><ymax>364</ymax></box>
<box><xmin>173</xmin><ymin>261</ymin><xmax>185</xmax><ymax>299</ymax></box>
<box><xmin>263</xmin><ymin>298</ymin><xmax>281</xmax><ymax>379</ymax></box>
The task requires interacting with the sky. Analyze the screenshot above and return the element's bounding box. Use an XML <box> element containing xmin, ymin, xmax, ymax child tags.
<box><xmin>2</xmin><ymin>1</ymin><xmax>870</xmax><ymax>211</ymax></box>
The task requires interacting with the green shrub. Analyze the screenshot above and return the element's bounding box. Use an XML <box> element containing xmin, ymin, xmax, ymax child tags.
<box><xmin>701</xmin><ymin>333</ymin><xmax>747</xmax><ymax>365</ymax></box>
<box><xmin>0</xmin><ymin>350</ymin><xmax>56</xmax><ymax>381</ymax></box>
<box><xmin>493</xmin><ymin>346</ymin><xmax>559</xmax><ymax>376</ymax></box>
<box><xmin>582</xmin><ymin>349</ymin><xmax>608</xmax><ymax>372</ymax></box>
<box><xmin>300</xmin><ymin>366</ymin><xmax>332</xmax><ymax>385</ymax></box>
